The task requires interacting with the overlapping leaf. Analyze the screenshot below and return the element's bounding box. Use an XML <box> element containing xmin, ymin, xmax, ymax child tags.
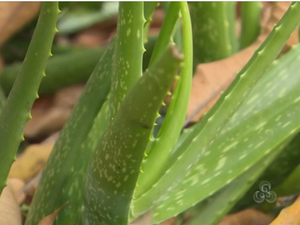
<box><xmin>131</xmin><ymin>3</ymin><xmax>300</xmax><ymax>222</ymax></box>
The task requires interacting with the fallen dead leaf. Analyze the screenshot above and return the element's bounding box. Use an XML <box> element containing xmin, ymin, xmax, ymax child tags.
<box><xmin>41</xmin><ymin>131</ymin><xmax>60</xmax><ymax>144</ymax></box>
<box><xmin>0</xmin><ymin>180</ymin><xmax>23</xmax><ymax>225</ymax></box>
<box><xmin>217</xmin><ymin>208</ymin><xmax>274</xmax><ymax>225</ymax></box>
<box><xmin>0</xmin><ymin>2</ymin><xmax>41</xmax><ymax>47</ymax></box>
<box><xmin>38</xmin><ymin>201</ymin><xmax>69</xmax><ymax>225</ymax></box>
<box><xmin>186</xmin><ymin>2</ymin><xmax>298</xmax><ymax>124</ymax></box>
<box><xmin>7</xmin><ymin>178</ymin><xmax>26</xmax><ymax>205</ymax></box>
<box><xmin>19</xmin><ymin>171</ymin><xmax>42</xmax><ymax>203</ymax></box>
<box><xmin>9</xmin><ymin>144</ymin><xmax>54</xmax><ymax>182</ymax></box>
<box><xmin>270</xmin><ymin>194</ymin><xmax>300</xmax><ymax>225</ymax></box>
<box><xmin>72</xmin><ymin>21</ymin><xmax>116</xmax><ymax>47</ymax></box>
<box><xmin>71</xmin><ymin>6</ymin><xmax>164</xmax><ymax>47</ymax></box>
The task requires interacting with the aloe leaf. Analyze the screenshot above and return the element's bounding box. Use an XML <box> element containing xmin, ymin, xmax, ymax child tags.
<box><xmin>260</xmin><ymin>159</ymin><xmax>300</xmax><ymax>212</ymax></box>
<box><xmin>190</xmin><ymin>2</ymin><xmax>235</xmax><ymax>69</ymax></box>
<box><xmin>57</xmin><ymin>2</ymin><xmax>119</xmax><ymax>35</ymax></box>
<box><xmin>0</xmin><ymin>36</ymin><xmax>158</xmax><ymax>96</ymax></box>
<box><xmin>0</xmin><ymin>87</ymin><xmax>5</xmax><ymax>111</ymax></box>
<box><xmin>0</xmin><ymin>2</ymin><xmax>58</xmax><ymax>195</ymax></box>
<box><xmin>132</xmin><ymin>2</ymin><xmax>300</xmax><ymax>218</ymax></box>
<box><xmin>234</xmin><ymin>118</ymin><xmax>300</xmax><ymax>212</ymax></box>
<box><xmin>152</xmin><ymin>43</ymin><xmax>300</xmax><ymax>222</ymax></box>
<box><xmin>148</xmin><ymin>2</ymin><xmax>180</xmax><ymax>66</ymax></box>
<box><xmin>108</xmin><ymin>2</ymin><xmax>144</xmax><ymax>122</ymax></box>
<box><xmin>151</xmin><ymin>34</ymin><xmax>300</xmax><ymax>223</ymax></box>
<box><xmin>143</xmin><ymin>2</ymin><xmax>158</xmax><ymax>43</ymax></box>
<box><xmin>274</xmin><ymin>162</ymin><xmax>300</xmax><ymax>196</ymax></box>
<box><xmin>173</xmin><ymin>19</ymin><xmax>182</xmax><ymax>52</ymax></box>
<box><xmin>0</xmin><ymin>48</ymin><xmax>105</xmax><ymax>96</ymax></box>
<box><xmin>153</xmin><ymin>90</ymin><xmax>300</xmax><ymax>222</ymax></box>
<box><xmin>25</xmin><ymin>39</ymin><xmax>115</xmax><ymax>225</ymax></box>
<box><xmin>226</xmin><ymin>2</ymin><xmax>237</xmax><ymax>53</ymax></box>
<box><xmin>83</xmin><ymin>45</ymin><xmax>183</xmax><ymax>225</ymax></box>
<box><xmin>185</xmin><ymin>144</ymin><xmax>285</xmax><ymax>225</ymax></box>
<box><xmin>133</xmin><ymin>1</ymin><xmax>192</xmax><ymax>201</ymax></box>
<box><xmin>240</xmin><ymin>2</ymin><xmax>262</xmax><ymax>49</ymax></box>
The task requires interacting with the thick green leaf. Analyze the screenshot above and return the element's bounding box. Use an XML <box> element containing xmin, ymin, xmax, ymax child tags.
<box><xmin>131</xmin><ymin>2</ymin><xmax>300</xmax><ymax>220</ymax></box>
<box><xmin>0</xmin><ymin>87</ymin><xmax>5</xmax><ymax>112</ymax></box>
<box><xmin>148</xmin><ymin>2</ymin><xmax>180</xmax><ymax>66</ymax></box>
<box><xmin>274</xmin><ymin>161</ymin><xmax>300</xmax><ymax>196</ymax></box>
<box><xmin>190</xmin><ymin>2</ymin><xmax>235</xmax><ymax>69</ymax></box>
<box><xmin>57</xmin><ymin>2</ymin><xmax>118</xmax><ymax>35</ymax></box>
<box><xmin>133</xmin><ymin>1</ymin><xmax>192</xmax><ymax>200</ymax></box>
<box><xmin>234</xmin><ymin>125</ymin><xmax>300</xmax><ymax>212</ymax></box>
<box><xmin>108</xmin><ymin>2</ymin><xmax>144</xmax><ymax>121</ymax></box>
<box><xmin>181</xmin><ymin>143</ymin><xmax>285</xmax><ymax>225</ymax></box>
<box><xmin>26</xmin><ymin>38</ymin><xmax>115</xmax><ymax>225</ymax></box>
<box><xmin>240</xmin><ymin>2</ymin><xmax>262</xmax><ymax>49</ymax></box>
<box><xmin>152</xmin><ymin>43</ymin><xmax>300</xmax><ymax>222</ymax></box>
<box><xmin>83</xmin><ymin>45</ymin><xmax>183</xmax><ymax>225</ymax></box>
<box><xmin>143</xmin><ymin>2</ymin><xmax>158</xmax><ymax>43</ymax></box>
<box><xmin>0</xmin><ymin>2</ymin><xmax>59</xmax><ymax>195</ymax></box>
<box><xmin>0</xmin><ymin>36</ymin><xmax>158</xmax><ymax>96</ymax></box>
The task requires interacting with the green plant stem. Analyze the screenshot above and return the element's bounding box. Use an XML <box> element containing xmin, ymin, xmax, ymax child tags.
<box><xmin>83</xmin><ymin>45</ymin><xmax>183</xmax><ymax>225</ymax></box>
<box><xmin>189</xmin><ymin>2</ymin><xmax>234</xmax><ymax>67</ymax></box>
<box><xmin>25</xmin><ymin>38</ymin><xmax>115</xmax><ymax>225</ymax></box>
<box><xmin>0</xmin><ymin>87</ymin><xmax>5</xmax><ymax>112</ymax></box>
<box><xmin>0</xmin><ymin>2</ymin><xmax>58</xmax><ymax>195</ymax></box>
<box><xmin>133</xmin><ymin>0</ymin><xmax>192</xmax><ymax>202</ymax></box>
<box><xmin>0</xmin><ymin>48</ymin><xmax>105</xmax><ymax>96</ymax></box>
<box><xmin>108</xmin><ymin>2</ymin><xmax>144</xmax><ymax>121</ymax></box>
<box><xmin>185</xmin><ymin>145</ymin><xmax>284</xmax><ymax>225</ymax></box>
<box><xmin>274</xmin><ymin>162</ymin><xmax>300</xmax><ymax>196</ymax></box>
<box><xmin>143</xmin><ymin>2</ymin><xmax>158</xmax><ymax>43</ymax></box>
<box><xmin>240</xmin><ymin>2</ymin><xmax>262</xmax><ymax>49</ymax></box>
<box><xmin>149</xmin><ymin>2</ymin><xmax>180</xmax><ymax>66</ymax></box>
<box><xmin>226</xmin><ymin>2</ymin><xmax>237</xmax><ymax>53</ymax></box>
<box><xmin>132</xmin><ymin>2</ymin><xmax>300</xmax><ymax>219</ymax></box>
<box><xmin>0</xmin><ymin>36</ymin><xmax>158</xmax><ymax>97</ymax></box>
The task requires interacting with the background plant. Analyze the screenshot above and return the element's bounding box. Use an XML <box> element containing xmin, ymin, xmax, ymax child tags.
<box><xmin>0</xmin><ymin>2</ymin><xmax>299</xmax><ymax>225</ymax></box>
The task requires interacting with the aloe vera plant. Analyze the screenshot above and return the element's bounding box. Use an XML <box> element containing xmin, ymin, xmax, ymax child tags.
<box><xmin>1</xmin><ymin>2</ymin><xmax>300</xmax><ymax>225</ymax></box>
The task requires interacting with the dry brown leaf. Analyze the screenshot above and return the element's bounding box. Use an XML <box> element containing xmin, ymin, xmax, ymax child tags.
<box><xmin>20</xmin><ymin>171</ymin><xmax>42</xmax><ymax>200</ymax></box>
<box><xmin>41</xmin><ymin>131</ymin><xmax>60</xmax><ymax>144</ymax></box>
<box><xmin>0</xmin><ymin>180</ymin><xmax>22</xmax><ymax>225</ymax></box>
<box><xmin>72</xmin><ymin>22</ymin><xmax>116</xmax><ymax>47</ymax></box>
<box><xmin>186</xmin><ymin>2</ymin><xmax>298</xmax><ymax>124</ymax></box>
<box><xmin>217</xmin><ymin>208</ymin><xmax>274</xmax><ymax>225</ymax></box>
<box><xmin>25</xmin><ymin>84</ymin><xmax>84</xmax><ymax>140</ymax></box>
<box><xmin>7</xmin><ymin>178</ymin><xmax>25</xmax><ymax>205</ymax></box>
<box><xmin>9</xmin><ymin>144</ymin><xmax>54</xmax><ymax>182</ymax></box>
<box><xmin>0</xmin><ymin>2</ymin><xmax>41</xmax><ymax>47</ymax></box>
<box><xmin>270</xmin><ymin>195</ymin><xmax>300</xmax><ymax>225</ymax></box>
<box><xmin>38</xmin><ymin>201</ymin><xmax>69</xmax><ymax>225</ymax></box>
<box><xmin>70</xmin><ymin>6</ymin><xmax>164</xmax><ymax>47</ymax></box>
